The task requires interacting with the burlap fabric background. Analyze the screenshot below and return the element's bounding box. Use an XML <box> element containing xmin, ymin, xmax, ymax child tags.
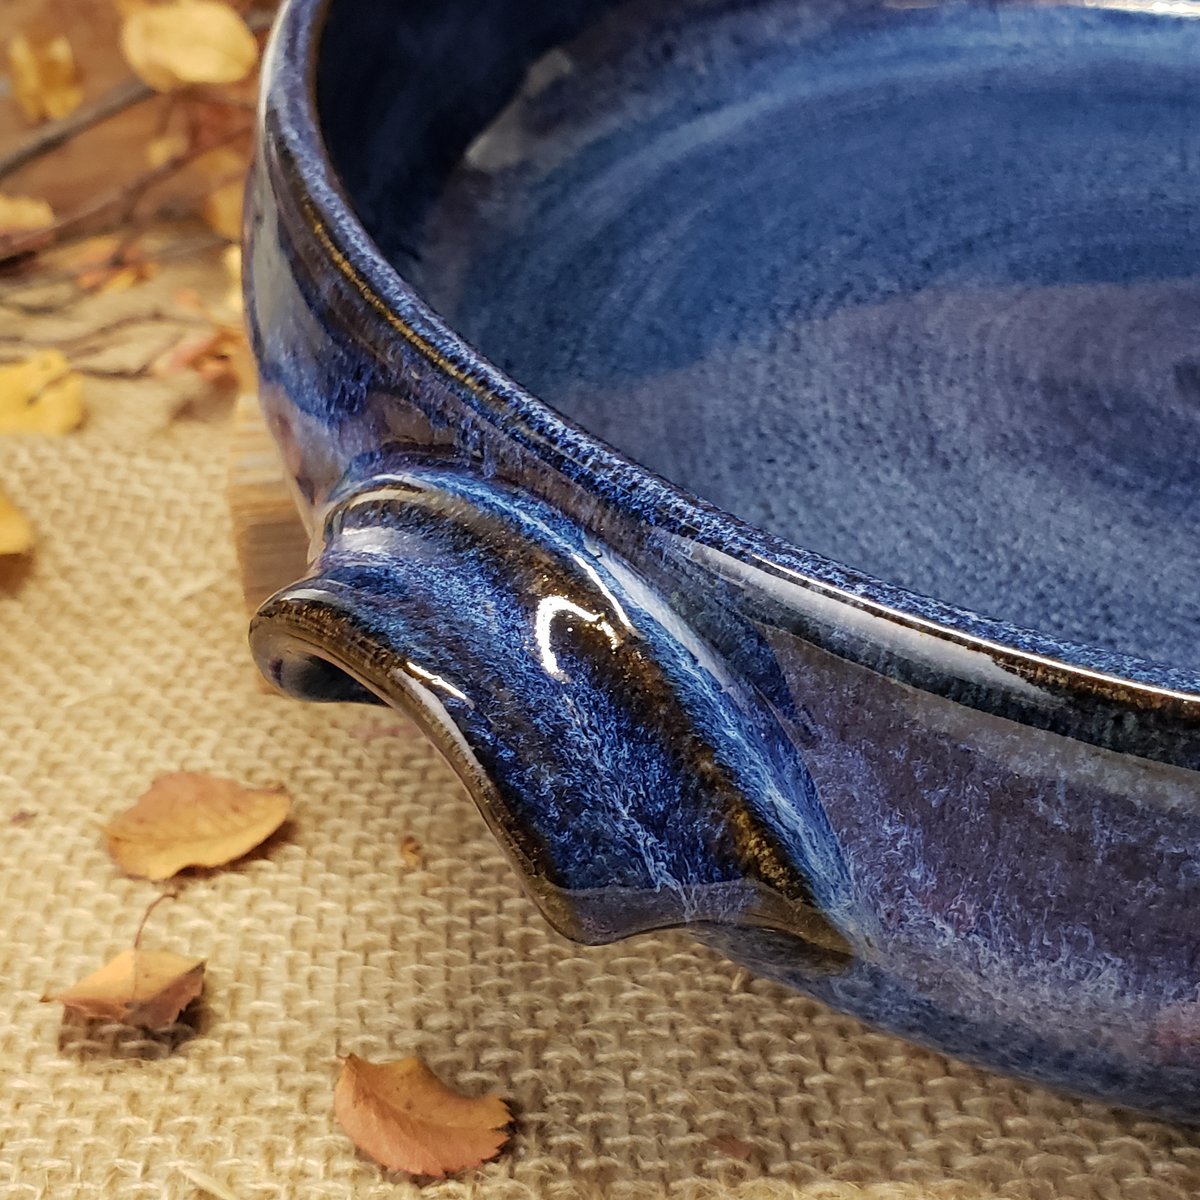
<box><xmin>3</xmin><ymin>251</ymin><xmax>1200</xmax><ymax>1200</ymax></box>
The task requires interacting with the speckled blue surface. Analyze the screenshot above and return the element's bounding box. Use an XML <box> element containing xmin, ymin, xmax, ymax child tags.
<box><xmin>415</xmin><ymin>2</ymin><xmax>1200</xmax><ymax>673</ymax></box>
<box><xmin>246</xmin><ymin>0</ymin><xmax>1200</xmax><ymax>1119</ymax></box>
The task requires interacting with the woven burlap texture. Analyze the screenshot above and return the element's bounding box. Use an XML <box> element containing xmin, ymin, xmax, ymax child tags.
<box><xmin>3</xmin><ymin>257</ymin><xmax>1200</xmax><ymax>1200</ymax></box>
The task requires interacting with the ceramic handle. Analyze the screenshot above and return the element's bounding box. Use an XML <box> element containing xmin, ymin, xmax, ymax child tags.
<box><xmin>250</xmin><ymin>465</ymin><xmax>850</xmax><ymax>958</ymax></box>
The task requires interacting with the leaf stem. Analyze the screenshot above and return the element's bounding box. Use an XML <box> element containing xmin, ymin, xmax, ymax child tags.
<box><xmin>0</xmin><ymin>125</ymin><xmax>249</xmax><ymax>266</ymax></box>
<box><xmin>0</xmin><ymin>6</ymin><xmax>275</xmax><ymax>184</ymax></box>
<box><xmin>0</xmin><ymin>79</ymin><xmax>157</xmax><ymax>184</ymax></box>
<box><xmin>133</xmin><ymin>888</ymin><xmax>179</xmax><ymax>949</ymax></box>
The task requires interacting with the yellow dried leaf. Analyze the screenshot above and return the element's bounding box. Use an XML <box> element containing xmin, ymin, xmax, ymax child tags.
<box><xmin>104</xmin><ymin>772</ymin><xmax>290</xmax><ymax>880</ymax></box>
<box><xmin>0</xmin><ymin>351</ymin><xmax>84</xmax><ymax>435</ymax></box>
<box><xmin>8</xmin><ymin>33</ymin><xmax>83</xmax><ymax>123</ymax></box>
<box><xmin>0</xmin><ymin>194</ymin><xmax>54</xmax><ymax>237</ymax></box>
<box><xmin>88</xmin><ymin>264</ymin><xmax>146</xmax><ymax>294</ymax></box>
<box><xmin>334</xmin><ymin>1055</ymin><xmax>512</xmax><ymax>1178</ymax></box>
<box><xmin>120</xmin><ymin>0</ymin><xmax>258</xmax><ymax>92</ymax></box>
<box><xmin>53</xmin><ymin>233</ymin><xmax>158</xmax><ymax>293</ymax></box>
<box><xmin>221</xmin><ymin>244</ymin><xmax>243</xmax><ymax>314</ymax></box>
<box><xmin>43</xmin><ymin>948</ymin><xmax>204</xmax><ymax>1030</ymax></box>
<box><xmin>0</xmin><ymin>490</ymin><xmax>33</xmax><ymax>556</ymax></box>
<box><xmin>146</xmin><ymin>130</ymin><xmax>190</xmax><ymax>169</ymax></box>
<box><xmin>52</xmin><ymin>233</ymin><xmax>120</xmax><ymax>269</ymax></box>
<box><xmin>203</xmin><ymin>177</ymin><xmax>243</xmax><ymax>241</ymax></box>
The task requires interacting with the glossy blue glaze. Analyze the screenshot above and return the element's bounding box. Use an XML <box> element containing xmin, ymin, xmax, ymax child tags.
<box><xmin>419</xmin><ymin>2</ymin><xmax>1200</xmax><ymax>673</ymax></box>
<box><xmin>245</xmin><ymin>0</ymin><xmax>1200</xmax><ymax>1119</ymax></box>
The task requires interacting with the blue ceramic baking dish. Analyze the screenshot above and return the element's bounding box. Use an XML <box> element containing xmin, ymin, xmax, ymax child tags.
<box><xmin>244</xmin><ymin>0</ymin><xmax>1200</xmax><ymax>1118</ymax></box>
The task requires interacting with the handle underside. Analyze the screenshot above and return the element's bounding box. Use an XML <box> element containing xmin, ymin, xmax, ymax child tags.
<box><xmin>251</xmin><ymin>464</ymin><xmax>852</xmax><ymax>960</ymax></box>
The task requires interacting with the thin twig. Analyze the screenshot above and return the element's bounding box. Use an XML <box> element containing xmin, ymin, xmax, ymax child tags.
<box><xmin>0</xmin><ymin>310</ymin><xmax>210</xmax><ymax>351</ymax></box>
<box><xmin>187</xmin><ymin>89</ymin><xmax>257</xmax><ymax>113</ymax></box>
<box><xmin>0</xmin><ymin>7</ymin><xmax>277</xmax><ymax>185</ymax></box>
<box><xmin>133</xmin><ymin>888</ymin><xmax>179</xmax><ymax>949</ymax></box>
<box><xmin>0</xmin><ymin>125</ymin><xmax>249</xmax><ymax>264</ymax></box>
<box><xmin>0</xmin><ymin>78</ymin><xmax>155</xmax><ymax>184</ymax></box>
<box><xmin>0</xmin><ymin>230</ymin><xmax>231</xmax><ymax>315</ymax></box>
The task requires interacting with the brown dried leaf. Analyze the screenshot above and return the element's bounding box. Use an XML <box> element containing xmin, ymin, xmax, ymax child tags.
<box><xmin>120</xmin><ymin>0</ymin><xmax>258</xmax><ymax>92</ymax></box>
<box><xmin>0</xmin><ymin>194</ymin><xmax>54</xmax><ymax>236</ymax></box>
<box><xmin>0</xmin><ymin>351</ymin><xmax>84</xmax><ymax>434</ymax></box>
<box><xmin>334</xmin><ymin>1054</ymin><xmax>511</xmax><ymax>1178</ymax></box>
<box><xmin>8</xmin><ymin>33</ymin><xmax>84</xmax><ymax>123</ymax></box>
<box><xmin>43</xmin><ymin>948</ymin><xmax>204</xmax><ymax>1030</ymax></box>
<box><xmin>0</xmin><ymin>489</ymin><xmax>33</xmax><ymax>556</ymax></box>
<box><xmin>154</xmin><ymin>327</ymin><xmax>224</xmax><ymax>375</ymax></box>
<box><xmin>153</xmin><ymin>321</ymin><xmax>254</xmax><ymax>394</ymax></box>
<box><xmin>399</xmin><ymin>836</ymin><xmax>422</xmax><ymax>869</ymax></box>
<box><xmin>104</xmin><ymin>772</ymin><xmax>290</xmax><ymax>880</ymax></box>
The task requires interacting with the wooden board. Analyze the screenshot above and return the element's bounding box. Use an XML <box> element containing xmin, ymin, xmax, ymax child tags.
<box><xmin>226</xmin><ymin>392</ymin><xmax>310</xmax><ymax>614</ymax></box>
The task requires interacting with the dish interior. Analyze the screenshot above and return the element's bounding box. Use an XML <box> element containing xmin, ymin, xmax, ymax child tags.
<box><xmin>316</xmin><ymin>0</ymin><xmax>1200</xmax><ymax>672</ymax></box>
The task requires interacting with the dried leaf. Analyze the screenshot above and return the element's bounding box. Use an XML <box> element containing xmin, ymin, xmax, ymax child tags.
<box><xmin>8</xmin><ymin>33</ymin><xmax>83</xmax><ymax>123</ymax></box>
<box><xmin>105</xmin><ymin>772</ymin><xmax>290</xmax><ymax>880</ymax></box>
<box><xmin>43</xmin><ymin>948</ymin><xmax>204</xmax><ymax>1030</ymax></box>
<box><xmin>203</xmin><ymin>178</ymin><xmax>243</xmax><ymax>241</ymax></box>
<box><xmin>185</xmin><ymin>93</ymin><xmax>253</xmax><ymax>145</ymax></box>
<box><xmin>0</xmin><ymin>351</ymin><xmax>84</xmax><ymax>434</ymax></box>
<box><xmin>0</xmin><ymin>194</ymin><xmax>54</xmax><ymax>237</ymax></box>
<box><xmin>399</xmin><ymin>836</ymin><xmax>422</xmax><ymax>869</ymax></box>
<box><xmin>120</xmin><ymin>0</ymin><xmax>258</xmax><ymax>92</ymax></box>
<box><xmin>146</xmin><ymin>130</ymin><xmax>190</xmax><ymax>169</ymax></box>
<box><xmin>154</xmin><ymin>323</ymin><xmax>254</xmax><ymax>393</ymax></box>
<box><xmin>334</xmin><ymin>1054</ymin><xmax>512</xmax><ymax>1178</ymax></box>
<box><xmin>0</xmin><ymin>489</ymin><xmax>33</xmax><ymax>556</ymax></box>
<box><xmin>221</xmin><ymin>244</ymin><xmax>243</xmax><ymax>314</ymax></box>
<box><xmin>155</xmin><ymin>327</ymin><xmax>224</xmax><ymax>375</ymax></box>
<box><xmin>62</xmin><ymin>236</ymin><xmax>159</xmax><ymax>294</ymax></box>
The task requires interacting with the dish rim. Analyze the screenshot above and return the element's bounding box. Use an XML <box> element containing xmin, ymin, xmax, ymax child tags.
<box><xmin>257</xmin><ymin>0</ymin><xmax>1200</xmax><ymax>707</ymax></box>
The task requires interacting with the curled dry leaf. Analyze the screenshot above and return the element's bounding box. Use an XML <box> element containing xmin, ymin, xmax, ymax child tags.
<box><xmin>0</xmin><ymin>194</ymin><xmax>55</xmax><ymax>237</ymax></box>
<box><xmin>8</xmin><ymin>33</ymin><xmax>84</xmax><ymax>123</ymax></box>
<box><xmin>43</xmin><ymin>948</ymin><xmax>205</xmax><ymax>1030</ymax></box>
<box><xmin>0</xmin><ymin>489</ymin><xmax>33</xmax><ymax>556</ymax></box>
<box><xmin>154</xmin><ymin>324</ymin><xmax>254</xmax><ymax>394</ymax></box>
<box><xmin>0</xmin><ymin>351</ymin><xmax>84</xmax><ymax>435</ymax></box>
<box><xmin>155</xmin><ymin>266</ymin><xmax>255</xmax><ymax>393</ymax></box>
<box><xmin>56</xmin><ymin>234</ymin><xmax>159</xmax><ymax>294</ymax></box>
<box><xmin>120</xmin><ymin>0</ymin><xmax>259</xmax><ymax>92</ymax></box>
<box><xmin>334</xmin><ymin>1054</ymin><xmax>512</xmax><ymax>1178</ymax></box>
<box><xmin>104</xmin><ymin>772</ymin><xmax>291</xmax><ymax>880</ymax></box>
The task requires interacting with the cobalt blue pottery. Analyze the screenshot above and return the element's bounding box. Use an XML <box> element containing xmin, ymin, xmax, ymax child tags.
<box><xmin>244</xmin><ymin>0</ymin><xmax>1200</xmax><ymax>1119</ymax></box>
